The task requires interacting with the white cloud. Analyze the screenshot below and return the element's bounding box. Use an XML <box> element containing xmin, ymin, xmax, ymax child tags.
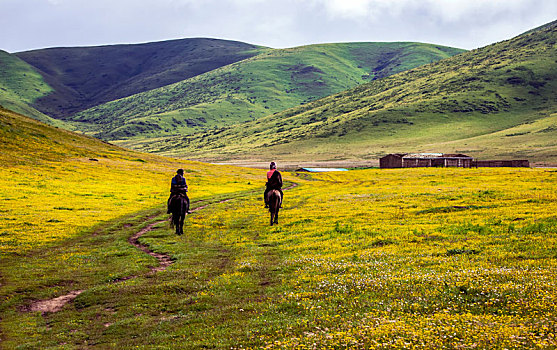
<box><xmin>306</xmin><ymin>0</ymin><xmax>553</xmax><ymax>24</ymax></box>
<box><xmin>316</xmin><ymin>0</ymin><xmax>411</xmax><ymax>20</ymax></box>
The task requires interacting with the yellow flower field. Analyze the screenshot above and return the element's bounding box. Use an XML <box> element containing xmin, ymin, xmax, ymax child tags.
<box><xmin>0</xmin><ymin>156</ymin><xmax>260</xmax><ymax>254</ymax></box>
<box><xmin>185</xmin><ymin>167</ymin><xmax>557</xmax><ymax>348</ymax></box>
<box><xmin>3</xmin><ymin>107</ymin><xmax>556</xmax><ymax>348</ymax></box>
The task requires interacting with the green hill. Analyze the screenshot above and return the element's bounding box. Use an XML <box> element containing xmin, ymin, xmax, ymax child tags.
<box><xmin>126</xmin><ymin>22</ymin><xmax>557</xmax><ymax>164</ymax></box>
<box><xmin>0</xmin><ymin>50</ymin><xmax>67</xmax><ymax>127</ymax></box>
<box><xmin>0</xmin><ymin>105</ymin><xmax>128</xmax><ymax>165</ymax></box>
<box><xmin>15</xmin><ymin>38</ymin><xmax>265</xmax><ymax>118</ymax></box>
<box><xmin>69</xmin><ymin>42</ymin><xmax>464</xmax><ymax>140</ymax></box>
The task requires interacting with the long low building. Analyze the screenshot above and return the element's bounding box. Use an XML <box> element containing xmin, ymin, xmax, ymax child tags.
<box><xmin>380</xmin><ymin>153</ymin><xmax>530</xmax><ymax>168</ymax></box>
<box><xmin>380</xmin><ymin>153</ymin><xmax>474</xmax><ymax>168</ymax></box>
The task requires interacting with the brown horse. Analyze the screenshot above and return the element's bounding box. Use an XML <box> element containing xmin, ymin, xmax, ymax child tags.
<box><xmin>169</xmin><ymin>194</ymin><xmax>189</xmax><ymax>235</ymax></box>
<box><xmin>267</xmin><ymin>189</ymin><xmax>281</xmax><ymax>226</ymax></box>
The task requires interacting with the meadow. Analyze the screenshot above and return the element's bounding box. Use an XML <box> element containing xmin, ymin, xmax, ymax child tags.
<box><xmin>1</xmin><ymin>166</ymin><xmax>556</xmax><ymax>348</ymax></box>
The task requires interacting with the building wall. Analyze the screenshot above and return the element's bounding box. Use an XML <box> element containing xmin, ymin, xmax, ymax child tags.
<box><xmin>402</xmin><ymin>158</ymin><xmax>472</xmax><ymax>168</ymax></box>
<box><xmin>380</xmin><ymin>155</ymin><xmax>403</xmax><ymax>168</ymax></box>
<box><xmin>474</xmin><ymin>160</ymin><xmax>530</xmax><ymax>167</ymax></box>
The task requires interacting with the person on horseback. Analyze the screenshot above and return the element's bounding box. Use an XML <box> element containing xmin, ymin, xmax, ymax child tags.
<box><xmin>264</xmin><ymin>161</ymin><xmax>283</xmax><ymax>208</ymax></box>
<box><xmin>167</xmin><ymin>169</ymin><xmax>191</xmax><ymax>214</ymax></box>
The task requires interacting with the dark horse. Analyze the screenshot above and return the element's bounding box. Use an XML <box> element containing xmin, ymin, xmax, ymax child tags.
<box><xmin>169</xmin><ymin>194</ymin><xmax>189</xmax><ymax>235</ymax></box>
<box><xmin>267</xmin><ymin>189</ymin><xmax>281</xmax><ymax>226</ymax></box>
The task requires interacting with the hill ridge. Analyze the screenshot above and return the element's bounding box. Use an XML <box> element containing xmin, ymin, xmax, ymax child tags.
<box><xmin>68</xmin><ymin>41</ymin><xmax>464</xmax><ymax>140</ymax></box>
<box><xmin>15</xmin><ymin>38</ymin><xmax>266</xmax><ymax>118</ymax></box>
<box><xmin>122</xmin><ymin>21</ymin><xmax>556</xmax><ymax>164</ymax></box>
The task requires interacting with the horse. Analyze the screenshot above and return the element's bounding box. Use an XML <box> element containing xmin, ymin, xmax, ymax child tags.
<box><xmin>169</xmin><ymin>194</ymin><xmax>189</xmax><ymax>235</ymax></box>
<box><xmin>267</xmin><ymin>189</ymin><xmax>281</xmax><ymax>226</ymax></box>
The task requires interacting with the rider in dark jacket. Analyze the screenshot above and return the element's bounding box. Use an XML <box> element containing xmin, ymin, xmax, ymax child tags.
<box><xmin>264</xmin><ymin>162</ymin><xmax>283</xmax><ymax>208</ymax></box>
<box><xmin>167</xmin><ymin>169</ymin><xmax>191</xmax><ymax>214</ymax></box>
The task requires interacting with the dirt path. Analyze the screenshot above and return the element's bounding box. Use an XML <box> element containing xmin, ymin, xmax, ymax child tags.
<box><xmin>25</xmin><ymin>184</ymin><xmax>297</xmax><ymax>315</ymax></box>
<box><xmin>26</xmin><ymin>199</ymin><xmax>233</xmax><ymax>314</ymax></box>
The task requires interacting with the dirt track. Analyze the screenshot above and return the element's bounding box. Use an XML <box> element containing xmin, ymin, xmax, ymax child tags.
<box><xmin>26</xmin><ymin>199</ymin><xmax>233</xmax><ymax>314</ymax></box>
<box><xmin>25</xmin><ymin>185</ymin><xmax>296</xmax><ymax>314</ymax></box>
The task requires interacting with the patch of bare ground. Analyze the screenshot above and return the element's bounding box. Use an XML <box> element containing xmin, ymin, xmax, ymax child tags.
<box><xmin>25</xmin><ymin>290</ymin><xmax>85</xmax><ymax>314</ymax></box>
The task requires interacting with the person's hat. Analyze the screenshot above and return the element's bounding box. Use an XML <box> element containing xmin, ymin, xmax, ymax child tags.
<box><xmin>270</xmin><ymin>162</ymin><xmax>276</xmax><ymax>169</ymax></box>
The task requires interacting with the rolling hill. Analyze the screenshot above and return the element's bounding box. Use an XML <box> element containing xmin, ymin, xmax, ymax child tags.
<box><xmin>15</xmin><ymin>38</ymin><xmax>266</xmax><ymax>118</ymax></box>
<box><xmin>124</xmin><ymin>21</ymin><xmax>557</xmax><ymax>164</ymax></box>
<box><xmin>68</xmin><ymin>42</ymin><xmax>464</xmax><ymax>140</ymax></box>
<box><xmin>0</xmin><ymin>50</ymin><xmax>67</xmax><ymax>127</ymax></box>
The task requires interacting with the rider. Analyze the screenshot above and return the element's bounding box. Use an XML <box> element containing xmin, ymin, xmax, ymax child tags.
<box><xmin>264</xmin><ymin>161</ymin><xmax>283</xmax><ymax>208</ymax></box>
<box><xmin>167</xmin><ymin>169</ymin><xmax>191</xmax><ymax>214</ymax></box>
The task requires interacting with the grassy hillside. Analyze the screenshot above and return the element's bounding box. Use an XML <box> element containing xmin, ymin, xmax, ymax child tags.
<box><xmin>128</xmin><ymin>22</ymin><xmax>557</xmax><ymax>164</ymax></box>
<box><xmin>0</xmin><ymin>106</ymin><xmax>260</xmax><ymax>252</ymax></box>
<box><xmin>69</xmin><ymin>42</ymin><xmax>464</xmax><ymax>140</ymax></box>
<box><xmin>15</xmin><ymin>38</ymin><xmax>265</xmax><ymax>118</ymax></box>
<box><xmin>0</xmin><ymin>50</ymin><xmax>68</xmax><ymax>127</ymax></box>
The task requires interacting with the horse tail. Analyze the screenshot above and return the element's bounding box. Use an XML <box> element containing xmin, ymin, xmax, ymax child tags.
<box><xmin>268</xmin><ymin>190</ymin><xmax>279</xmax><ymax>212</ymax></box>
<box><xmin>268</xmin><ymin>190</ymin><xmax>281</xmax><ymax>225</ymax></box>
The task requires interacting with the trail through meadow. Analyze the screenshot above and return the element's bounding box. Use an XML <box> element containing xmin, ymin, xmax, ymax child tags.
<box><xmin>24</xmin><ymin>196</ymin><xmax>241</xmax><ymax>315</ymax></box>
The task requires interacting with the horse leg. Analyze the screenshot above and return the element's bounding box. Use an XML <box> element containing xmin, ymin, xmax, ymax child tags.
<box><xmin>179</xmin><ymin>212</ymin><xmax>185</xmax><ymax>235</ymax></box>
<box><xmin>174</xmin><ymin>201</ymin><xmax>181</xmax><ymax>235</ymax></box>
<box><xmin>175</xmin><ymin>215</ymin><xmax>180</xmax><ymax>235</ymax></box>
<box><xmin>274</xmin><ymin>211</ymin><xmax>279</xmax><ymax>225</ymax></box>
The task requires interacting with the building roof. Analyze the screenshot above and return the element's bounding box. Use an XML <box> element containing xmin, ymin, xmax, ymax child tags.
<box><xmin>296</xmin><ymin>168</ymin><xmax>349</xmax><ymax>172</ymax></box>
<box><xmin>381</xmin><ymin>153</ymin><xmax>472</xmax><ymax>159</ymax></box>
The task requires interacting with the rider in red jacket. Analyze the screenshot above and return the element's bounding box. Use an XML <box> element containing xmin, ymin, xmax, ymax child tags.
<box><xmin>264</xmin><ymin>162</ymin><xmax>283</xmax><ymax>208</ymax></box>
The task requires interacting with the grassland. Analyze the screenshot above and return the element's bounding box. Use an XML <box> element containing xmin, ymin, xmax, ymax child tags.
<box><xmin>128</xmin><ymin>22</ymin><xmax>557</xmax><ymax>164</ymax></box>
<box><xmin>69</xmin><ymin>42</ymin><xmax>463</xmax><ymax>140</ymax></box>
<box><xmin>0</xmin><ymin>106</ymin><xmax>262</xmax><ymax>254</ymax></box>
<box><xmin>1</xmin><ymin>161</ymin><xmax>556</xmax><ymax>348</ymax></box>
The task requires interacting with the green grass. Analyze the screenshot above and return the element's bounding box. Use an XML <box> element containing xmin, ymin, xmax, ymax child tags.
<box><xmin>69</xmin><ymin>42</ymin><xmax>463</xmax><ymax>140</ymax></box>
<box><xmin>0</xmin><ymin>50</ymin><xmax>67</xmax><ymax>128</ymax></box>
<box><xmin>128</xmin><ymin>22</ymin><xmax>557</xmax><ymax>164</ymax></box>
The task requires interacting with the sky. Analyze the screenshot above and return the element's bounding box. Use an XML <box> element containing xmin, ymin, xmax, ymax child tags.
<box><xmin>1</xmin><ymin>0</ymin><xmax>556</xmax><ymax>53</ymax></box>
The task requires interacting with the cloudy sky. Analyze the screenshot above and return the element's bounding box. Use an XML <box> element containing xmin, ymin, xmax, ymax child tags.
<box><xmin>1</xmin><ymin>0</ymin><xmax>556</xmax><ymax>53</ymax></box>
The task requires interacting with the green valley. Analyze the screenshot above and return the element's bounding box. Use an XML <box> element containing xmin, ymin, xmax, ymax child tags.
<box><xmin>68</xmin><ymin>42</ymin><xmax>463</xmax><ymax>140</ymax></box>
<box><xmin>126</xmin><ymin>22</ymin><xmax>557</xmax><ymax>164</ymax></box>
<box><xmin>1</xmin><ymin>106</ymin><xmax>556</xmax><ymax>348</ymax></box>
<box><xmin>1</xmin><ymin>19</ymin><xmax>557</xmax><ymax>349</ymax></box>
